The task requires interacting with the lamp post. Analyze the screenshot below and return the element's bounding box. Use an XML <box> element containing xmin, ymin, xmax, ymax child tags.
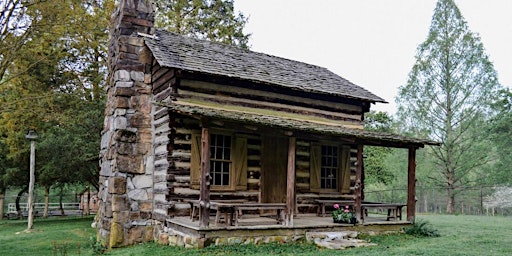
<box><xmin>25</xmin><ymin>130</ymin><xmax>38</xmax><ymax>231</ymax></box>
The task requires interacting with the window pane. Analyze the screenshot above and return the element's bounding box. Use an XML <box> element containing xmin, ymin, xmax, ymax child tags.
<box><xmin>320</xmin><ymin>145</ymin><xmax>339</xmax><ymax>189</ymax></box>
<box><xmin>209</xmin><ymin>134</ymin><xmax>232</xmax><ymax>187</ymax></box>
<box><xmin>224</xmin><ymin>148</ymin><xmax>231</xmax><ymax>160</ymax></box>
<box><xmin>224</xmin><ymin>136</ymin><xmax>231</xmax><ymax>148</ymax></box>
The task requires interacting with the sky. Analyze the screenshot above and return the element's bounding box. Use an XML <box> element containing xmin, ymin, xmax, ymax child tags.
<box><xmin>234</xmin><ymin>0</ymin><xmax>512</xmax><ymax>114</ymax></box>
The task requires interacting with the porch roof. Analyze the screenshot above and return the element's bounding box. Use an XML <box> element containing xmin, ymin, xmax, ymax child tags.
<box><xmin>158</xmin><ymin>100</ymin><xmax>439</xmax><ymax>148</ymax></box>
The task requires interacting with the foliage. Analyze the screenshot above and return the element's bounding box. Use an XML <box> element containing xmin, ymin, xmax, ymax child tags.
<box><xmin>154</xmin><ymin>0</ymin><xmax>250</xmax><ymax>48</ymax></box>
<box><xmin>364</xmin><ymin>111</ymin><xmax>395</xmax><ymax>185</ymax></box>
<box><xmin>89</xmin><ymin>236</ymin><xmax>106</xmax><ymax>255</ymax></box>
<box><xmin>332</xmin><ymin>204</ymin><xmax>355</xmax><ymax>223</ymax></box>
<box><xmin>403</xmin><ymin>219</ymin><xmax>440</xmax><ymax>237</ymax></box>
<box><xmin>483</xmin><ymin>186</ymin><xmax>512</xmax><ymax>210</ymax></box>
<box><xmin>485</xmin><ymin>89</ymin><xmax>512</xmax><ymax>185</ymax></box>
<box><xmin>0</xmin><ymin>1</ymin><xmax>111</xmax><ymax>195</ymax></box>
<box><xmin>395</xmin><ymin>0</ymin><xmax>502</xmax><ymax>213</ymax></box>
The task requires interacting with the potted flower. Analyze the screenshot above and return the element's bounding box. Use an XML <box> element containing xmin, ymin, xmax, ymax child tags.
<box><xmin>332</xmin><ymin>204</ymin><xmax>356</xmax><ymax>224</ymax></box>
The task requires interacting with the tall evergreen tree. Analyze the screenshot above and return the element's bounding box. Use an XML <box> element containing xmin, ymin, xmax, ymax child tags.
<box><xmin>154</xmin><ymin>0</ymin><xmax>250</xmax><ymax>48</ymax></box>
<box><xmin>396</xmin><ymin>0</ymin><xmax>501</xmax><ymax>213</ymax></box>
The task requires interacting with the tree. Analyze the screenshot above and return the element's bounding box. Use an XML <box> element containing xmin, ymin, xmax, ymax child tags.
<box><xmin>0</xmin><ymin>140</ymin><xmax>9</xmax><ymax>219</ymax></box>
<box><xmin>154</xmin><ymin>0</ymin><xmax>250</xmax><ymax>48</ymax></box>
<box><xmin>483</xmin><ymin>187</ymin><xmax>512</xmax><ymax>213</ymax></box>
<box><xmin>364</xmin><ymin>111</ymin><xmax>395</xmax><ymax>185</ymax></box>
<box><xmin>486</xmin><ymin>89</ymin><xmax>512</xmax><ymax>185</ymax></box>
<box><xmin>0</xmin><ymin>1</ymin><xmax>111</xmax><ymax>213</ymax></box>
<box><xmin>396</xmin><ymin>0</ymin><xmax>501</xmax><ymax>213</ymax></box>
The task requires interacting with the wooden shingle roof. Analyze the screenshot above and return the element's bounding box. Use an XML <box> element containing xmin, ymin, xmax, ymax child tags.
<box><xmin>145</xmin><ymin>30</ymin><xmax>387</xmax><ymax>103</ymax></box>
<box><xmin>160</xmin><ymin>101</ymin><xmax>439</xmax><ymax>148</ymax></box>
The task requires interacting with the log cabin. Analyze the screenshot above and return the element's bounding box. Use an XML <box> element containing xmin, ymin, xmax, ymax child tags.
<box><xmin>96</xmin><ymin>0</ymin><xmax>438</xmax><ymax>248</ymax></box>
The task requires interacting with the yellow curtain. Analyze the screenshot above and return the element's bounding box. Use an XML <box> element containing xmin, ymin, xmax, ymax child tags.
<box><xmin>189</xmin><ymin>133</ymin><xmax>202</xmax><ymax>189</ymax></box>
<box><xmin>341</xmin><ymin>146</ymin><xmax>351</xmax><ymax>193</ymax></box>
<box><xmin>233</xmin><ymin>137</ymin><xmax>248</xmax><ymax>190</ymax></box>
<box><xmin>310</xmin><ymin>144</ymin><xmax>321</xmax><ymax>190</ymax></box>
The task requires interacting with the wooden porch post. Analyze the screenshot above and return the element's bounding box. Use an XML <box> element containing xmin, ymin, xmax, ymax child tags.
<box><xmin>407</xmin><ymin>147</ymin><xmax>417</xmax><ymax>222</ymax></box>
<box><xmin>285</xmin><ymin>136</ymin><xmax>296</xmax><ymax>226</ymax></box>
<box><xmin>199</xmin><ymin>127</ymin><xmax>211</xmax><ymax>228</ymax></box>
<box><xmin>354</xmin><ymin>144</ymin><xmax>363</xmax><ymax>223</ymax></box>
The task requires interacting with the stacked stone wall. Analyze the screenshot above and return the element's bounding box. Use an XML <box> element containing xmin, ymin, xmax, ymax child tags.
<box><xmin>97</xmin><ymin>0</ymin><xmax>157</xmax><ymax>248</ymax></box>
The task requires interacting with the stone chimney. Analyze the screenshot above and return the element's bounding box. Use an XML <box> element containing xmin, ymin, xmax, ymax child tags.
<box><xmin>97</xmin><ymin>0</ymin><xmax>155</xmax><ymax>248</ymax></box>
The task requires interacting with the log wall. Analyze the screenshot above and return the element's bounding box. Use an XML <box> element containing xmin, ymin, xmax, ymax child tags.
<box><xmin>152</xmin><ymin>67</ymin><xmax>365</xmax><ymax>217</ymax></box>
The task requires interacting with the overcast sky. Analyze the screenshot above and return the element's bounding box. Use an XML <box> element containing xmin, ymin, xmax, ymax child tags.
<box><xmin>234</xmin><ymin>0</ymin><xmax>512</xmax><ymax>114</ymax></box>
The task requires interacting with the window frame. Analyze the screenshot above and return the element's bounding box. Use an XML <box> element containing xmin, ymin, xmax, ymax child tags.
<box><xmin>209</xmin><ymin>132</ymin><xmax>234</xmax><ymax>190</ymax></box>
<box><xmin>190</xmin><ymin>128</ymin><xmax>247</xmax><ymax>192</ymax></box>
<box><xmin>310</xmin><ymin>141</ymin><xmax>351</xmax><ymax>194</ymax></box>
<box><xmin>319</xmin><ymin>144</ymin><xmax>341</xmax><ymax>192</ymax></box>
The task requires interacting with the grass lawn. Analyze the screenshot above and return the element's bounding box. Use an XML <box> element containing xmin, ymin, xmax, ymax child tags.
<box><xmin>0</xmin><ymin>216</ymin><xmax>96</xmax><ymax>256</ymax></box>
<box><xmin>1</xmin><ymin>214</ymin><xmax>511</xmax><ymax>255</ymax></box>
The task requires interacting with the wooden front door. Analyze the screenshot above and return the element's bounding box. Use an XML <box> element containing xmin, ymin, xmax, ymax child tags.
<box><xmin>261</xmin><ymin>136</ymin><xmax>288</xmax><ymax>203</ymax></box>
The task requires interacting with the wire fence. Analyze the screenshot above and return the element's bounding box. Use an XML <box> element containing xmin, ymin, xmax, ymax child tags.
<box><xmin>365</xmin><ymin>185</ymin><xmax>512</xmax><ymax>216</ymax></box>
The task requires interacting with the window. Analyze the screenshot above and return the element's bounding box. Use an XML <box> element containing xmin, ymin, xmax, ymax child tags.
<box><xmin>210</xmin><ymin>134</ymin><xmax>232</xmax><ymax>186</ymax></box>
<box><xmin>310</xmin><ymin>143</ymin><xmax>351</xmax><ymax>193</ymax></box>
<box><xmin>321</xmin><ymin>145</ymin><xmax>338</xmax><ymax>189</ymax></box>
<box><xmin>189</xmin><ymin>131</ymin><xmax>247</xmax><ymax>191</ymax></box>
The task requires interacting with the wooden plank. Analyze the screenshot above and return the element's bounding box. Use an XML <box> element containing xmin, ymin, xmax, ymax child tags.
<box><xmin>199</xmin><ymin>127</ymin><xmax>211</xmax><ymax>228</ymax></box>
<box><xmin>285</xmin><ymin>137</ymin><xmax>296</xmax><ymax>226</ymax></box>
<box><xmin>407</xmin><ymin>147</ymin><xmax>417</xmax><ymax>222</ymax></box>
<box><xmin>261</xmin><ymin>136</ymin><xmax>288</xmax><ymax>204</ymax></box>
<box><xmin>178</xmin><ymin>89</ymin><xmax>363</xmax><ymax>123</ymax></box>
<box><xmin>180</xmin><ymin>79</ymin><xmax>364</xmax><ymax>114</ymax></box>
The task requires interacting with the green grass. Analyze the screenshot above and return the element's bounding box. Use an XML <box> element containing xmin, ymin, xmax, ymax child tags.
<box><xmin>0</xmin><ymin>216</ymin><xmax>96</xmax><ymax>256</ymax></box>
<box><xmin>1</xmin><ymin>214</ymin><xmax>511</xmax><ymax>255</ymax></box>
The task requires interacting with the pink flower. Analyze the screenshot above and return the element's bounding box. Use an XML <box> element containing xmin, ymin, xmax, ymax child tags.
<box><xmin>345</xmin><ymin>205</ymin><xmax>349</xmax><ymax>209</ymax></box>
<box><xmin>344</xmin><ymin>209</ymin><xmax>349</xmax><ymax>213</ymax></box>
<box><xmin>333</xmin><ymin>204</ymin><xmax>340</xmax><ymax>209</ymax></box>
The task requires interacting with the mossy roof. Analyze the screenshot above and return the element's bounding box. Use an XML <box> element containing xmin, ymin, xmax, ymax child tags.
<box><xmin>145</xmin><ymin>30</ymin><xmax>386</xmax><ymax>103</ymax></box>
<box><xmin>160</xmin><ymin>101</ymin><xmax>439</xmax><ymax>148</ymax></box>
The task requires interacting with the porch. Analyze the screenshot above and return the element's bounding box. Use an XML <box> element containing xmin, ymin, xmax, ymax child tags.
<box><xmin>163</xmin><ymin>213</ymin><xmax>411</xmax><ymax>248</ymax></box>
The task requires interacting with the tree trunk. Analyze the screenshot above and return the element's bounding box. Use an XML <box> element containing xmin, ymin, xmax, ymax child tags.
<box><xmin>446</xmin><ymin>186</ymin><xmax>455</xmax><ymax>214</ymax></box>
<box><xmin>43</xmin><ymin>186</ymin><xmax>50</xmax><ymax>218</ymax></box>
<box><xmin>15</xmin><ymin>186</ymin><xmax>28</xmax><ymax>219</ymax></box>
<box><xmin>59</xmin><ymin>187</ymin><xmax>65</xmax><ymax>216</ymax></box>
<box><xmin>85</xmin><ymin>187</ymin><xmax>90</xmax><ymax>216</ymax></box>
<box><xmin>0</xmin><ymin>188</ymin><xmax>5</xmax><ymax>220</ymax></box>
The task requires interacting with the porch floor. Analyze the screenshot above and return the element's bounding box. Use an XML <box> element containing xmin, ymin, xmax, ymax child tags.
<box><xmin>164</xmin><ymin>213</ymin><xmax>411</xmax><ymax>247</ymax></box>
<box><xmin>168</xmin><ymin>213</ymin><xmax>410</xmax><ymax>230</ymax></box>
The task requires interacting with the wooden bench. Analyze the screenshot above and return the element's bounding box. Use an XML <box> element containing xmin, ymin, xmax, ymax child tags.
<box><xmin>231</xmin><ymin>203</ymin><xmax>286</xmax><ymax>227</ymax></box>
<box><xmin>184</xmin><ymin>199</ymin><xmax>247</xmax><ymax>225</ymax></box>
<box><xmin>361</xmin><ymin>203</ymin><xmax>405</xmax><ymax>221</ymax></box>
<box><xmin>190</xmin><ymin>202</ymin><xmax>286</xmax><ymax>226</ymax></box>
<box><xmin>314</xmin><ymin>199</ymin><xmax>355</xmax><ymax>217</ymax></box>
